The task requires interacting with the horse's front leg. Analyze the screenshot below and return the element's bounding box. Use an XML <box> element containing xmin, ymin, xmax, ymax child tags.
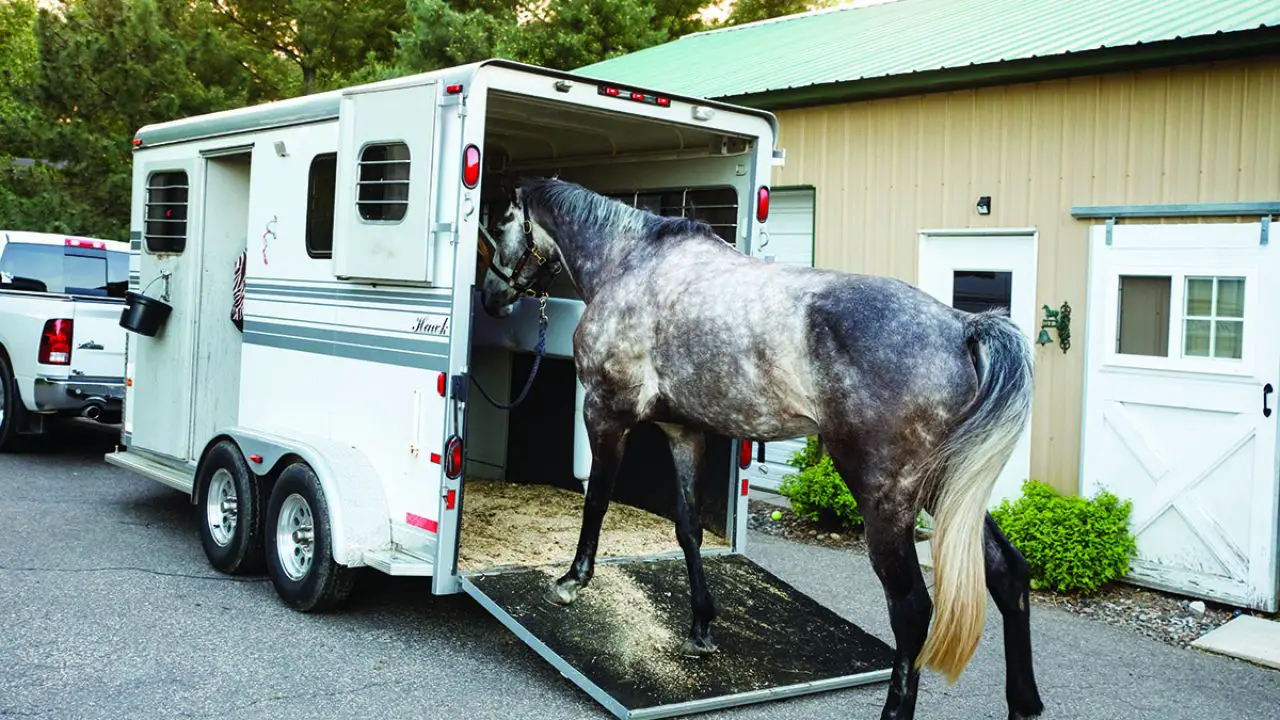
<box><xmin>545</xmin><ymin>414</ymin><xmax>629</xmax><ymax>606</ymax></box>
<box><xmin>658</xmin><ymin>422</ymin><xmax>717</xmax><ymax>655</ymax></box>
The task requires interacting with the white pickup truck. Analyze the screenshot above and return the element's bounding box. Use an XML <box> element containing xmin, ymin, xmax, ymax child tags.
<box><xmin>0</xmin><ymin>230</ymin><xmax>132</xmax><ymax>450</ymax></box>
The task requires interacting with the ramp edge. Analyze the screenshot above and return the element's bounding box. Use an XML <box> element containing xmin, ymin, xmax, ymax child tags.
<box><xmin>460</xmin><ymin>574</ymin><xmax>631</xmax><ymax>719</ymax></box>
<box><xmin>626</xmin><ymin>667</ymin><xmax>893</xmax><ymax>720</ymax></box>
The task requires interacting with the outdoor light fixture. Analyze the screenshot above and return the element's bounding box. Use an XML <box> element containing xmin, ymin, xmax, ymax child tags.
<box><xmin>1037</xmin><ymin>301</ymin><xmax>1071</xmax><ymax>353</ymax></box>
<box><xmin>976</xmin><ymin>195</ymin><xmax>991</xmax><ymax>215</ymax></box>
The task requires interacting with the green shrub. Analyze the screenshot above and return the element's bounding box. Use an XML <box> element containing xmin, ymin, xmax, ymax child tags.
<box><xmin>787</xmin><ymin>435</ymin><xmax>824</xmax><ymax>471</ymax></box>
<box><xmin>990</xmin><ymin>479</ymin><xmax>1138</xmax><ymax>595</ymax></box>
<box><xmin>778</xmin><ymin>452</ymin><xmax>862</xmax><ymax>530</ymax></box>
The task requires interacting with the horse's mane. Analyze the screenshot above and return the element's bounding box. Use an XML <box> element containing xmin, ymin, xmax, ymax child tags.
<box><xmin>518</xmin><ymin>177</ymin><xmax>720</xmax><ymax>244</ymax></box>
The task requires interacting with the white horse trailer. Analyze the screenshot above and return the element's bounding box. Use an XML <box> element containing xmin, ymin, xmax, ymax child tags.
<box><xmin>106</xmin><ymin>60</ymin><xmax>892</xmax><ymax>718</ymax></box>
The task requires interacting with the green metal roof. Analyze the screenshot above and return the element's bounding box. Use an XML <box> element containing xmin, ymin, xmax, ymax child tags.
<box><xmin>577</xmin><ymin>0</ymin><xmax>1280</xmax><ymax>107</ymax></box>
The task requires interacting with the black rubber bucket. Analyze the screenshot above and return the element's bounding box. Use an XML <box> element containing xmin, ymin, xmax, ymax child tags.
<box><xmin>119</xmin><ymin>291</ymin><xmax>172</xmax><ymax>337</ymax></box>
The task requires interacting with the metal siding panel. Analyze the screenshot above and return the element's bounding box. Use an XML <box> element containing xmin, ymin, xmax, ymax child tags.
<box><xmin>1127</xmin><ymin>70</ymin><xmax>1169</xmax><ymax>203</ymax></box>
<box><xmin>1200</xmin><ymin>68</ymin><xmax>1247</xmax><ymax>201</ymax></box>
<box><xmin>1162</xmin><ymin>65</ymin><xmax>1206</xmax><ymax>203</ymax></box>
<box><xmin>1240</xmin><ymin>63</ymin><xmax>1279</xmax><ymax>197</ymax></box>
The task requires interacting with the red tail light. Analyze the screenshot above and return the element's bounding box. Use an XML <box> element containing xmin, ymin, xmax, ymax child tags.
<box><xmin>446</xmin><ymin>488</ymin><xmax>457</xmax><ymax>510</ymax></box>
<box><xmin>39</xmin><ymin>319</ymin><xmax>74</xmax><ymax>365</ymax></box>
<box><xmin>444</xmin><ymin>434</ymin><xmax>464</xmax><ymax>479</ymax></box>
<box><xmin>437</xmin><ymin>372</ymin><xmax>447</xmax><ymax>397</ymax></box>
<box><xmin>738</xmin><ymin>439</ymin><xmax>752</xmax><ymax>469</ymax></box>
<box><xmin>462</xmin><ymin>144</ymin><xmax>481</xmax><ymax>188</ymax></box>
<box><xmin>446</xmin><ymin>83</ymin><xmax>463</xmax><ymax>94</ymax></box>
<box><xmin>756</xmin><ymin>186</ymin><xmax>770</xmax><ymax>223</ymax></box>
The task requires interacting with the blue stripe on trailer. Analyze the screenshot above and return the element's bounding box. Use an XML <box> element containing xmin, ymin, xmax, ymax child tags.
<box><xmin>243</xmin><ymin>322</ymin><xmax>450</xmax><ymax>372</ymax></box>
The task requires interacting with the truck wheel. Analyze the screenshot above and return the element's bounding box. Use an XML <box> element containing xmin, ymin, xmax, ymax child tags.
<box><xmin>264</xmin><ymin>461</ymin><xmax>356</xmax><ymax>612</ymax></box>
<box><xmin>195</xmin><ymin>440</ymin><xmax>264</xmax><ymax>575</ymax></box>
<box><xmin>0</xmin><ymin>354</ymin><xmax>27</xmax><ymax>453</ymax></box>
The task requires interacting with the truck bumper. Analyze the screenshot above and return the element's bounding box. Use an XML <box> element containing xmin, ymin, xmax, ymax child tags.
<box><xmin>32</xmin><ymin>376</ymin><xmax>125</xmax><ymax>421</ymax></box>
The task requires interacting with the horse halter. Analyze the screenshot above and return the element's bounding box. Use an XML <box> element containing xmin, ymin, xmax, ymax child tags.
<box><xmin>482</xmin><ymin>204</ymin><xmax>561</xmax><ymax>299</ymax></box>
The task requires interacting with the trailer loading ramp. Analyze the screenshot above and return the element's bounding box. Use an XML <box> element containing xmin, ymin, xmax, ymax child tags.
<box><xmin>460</xmin><ymin>553</ymin><xmax>895</xmax><ymax>719</ymax></box>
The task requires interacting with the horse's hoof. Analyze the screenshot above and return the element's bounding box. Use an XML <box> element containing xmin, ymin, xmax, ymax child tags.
<box><xmin>544</xmin><ymin>579</ymin><xmax>581</xmax><ymax>606</ymax></box>
<box><xmin>679</xmin><ymin>636</ymin><xmax>718</xmax><ymax>657</ymax></box>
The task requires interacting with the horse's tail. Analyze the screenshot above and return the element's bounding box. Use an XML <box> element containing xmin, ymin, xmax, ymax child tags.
<box><xmin>915</xmin><ymin>308</ymin><xmax>1033</xmax><ymax>684</ymax></box>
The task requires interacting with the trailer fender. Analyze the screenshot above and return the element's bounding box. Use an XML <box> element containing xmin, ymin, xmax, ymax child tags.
<box><xmin>207</xmin><ymin>428</ymin><xmax>391</xmax><ymax>567</ymax></box>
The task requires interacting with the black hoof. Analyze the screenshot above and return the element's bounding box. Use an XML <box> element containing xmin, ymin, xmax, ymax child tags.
<box><xmin>679</xmin><ymin>635</ymin><xmax>718</xmax><ymax>657</ymax></box>
<box><xmin>543</xmin><ymin>578</ymin><xmax>581</xmax><ymax>606</ymax></box>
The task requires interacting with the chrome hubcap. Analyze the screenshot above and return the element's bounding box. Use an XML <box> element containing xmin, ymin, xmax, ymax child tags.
<box><xmin>205</xmin><ymin>469</ymin><xmax>237</xmax><ymax>547</ymax></box>
<box><xmin>277</xmin><ymin>493</ymin><xmax>314</xmax><ymax>581</ymax></box>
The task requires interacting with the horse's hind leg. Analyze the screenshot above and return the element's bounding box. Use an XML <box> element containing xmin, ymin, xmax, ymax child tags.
<box><xmin>828</xmin><ymin>440</ymin><xmax>931</xmax><ymax>720</ymax></box>
<box><xmin>545</xmin><ymin>415</ymin><xmax>629</xmax><ymax>606</ymax></box>
<box><xmin>658</xmin><ymin>422</ymin><xmax>717</xmax><ymax>656</ymax></box>
<box><xmin>984</xmin><ymin>513</ymin><xmax>1044</xmax><ymax>719</ymax></box>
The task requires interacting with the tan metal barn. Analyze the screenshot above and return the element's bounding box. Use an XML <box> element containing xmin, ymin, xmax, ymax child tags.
<box><xmin>581</xmin><ymin>0</ymin><xmax>1280</xmax><ymax>612</ymax></box>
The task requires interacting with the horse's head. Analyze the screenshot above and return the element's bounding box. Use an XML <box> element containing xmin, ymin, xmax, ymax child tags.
<box><xmin>479</xmin><ymin>185</ymin><xmax>563</xmax><ymax>318</ymax></box>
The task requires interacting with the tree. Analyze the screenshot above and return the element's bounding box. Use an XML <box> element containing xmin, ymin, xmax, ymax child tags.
<box><xmin>724</xmin><ymin>0</ymin><xmax>837</xmax><ymax>26</ymax></box>
<box><xmin>211</xmin><ymin>0</ymin><xmax>411</xmax><ymax>94</ymax></box>
<box><xmin>0</xmin><ymin>0</ymin><xmax>287</xmax><ymax>238</ymax></box>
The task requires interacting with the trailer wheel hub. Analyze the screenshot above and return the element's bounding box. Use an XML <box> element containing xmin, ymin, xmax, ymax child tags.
<box><xmin>277</xmin><ymin>493</ymin><xmax>314</xmax><ymax>581</ymax></box>
<box><xmin>205</xmin><ymin>469</ymin><xmax>238</xmax><ymax>547</ymax></box>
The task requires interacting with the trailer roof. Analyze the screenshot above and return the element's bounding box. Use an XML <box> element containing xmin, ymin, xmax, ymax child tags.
<box><xmin>132</xmin><ymin>60</ymin><xmax>780</xmax><ymax>149</ymax></box>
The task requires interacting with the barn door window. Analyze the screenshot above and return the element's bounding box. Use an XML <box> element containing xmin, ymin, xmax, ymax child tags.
<box><xmin>1183</xmin><ymin>276</ymin><xmax>1244</xmax><ymax>360</ymax></box>
<box><xmin>144</xmin><ymin>170</ymin><xmax>189</xmax><ymax>254</ymax></box>
<box><xmin>952</xmin><ymin>270</ymin><xmax>1012</xmax><ymax>316</ymax></box>
<box><xmin>356</xmin><ymin>142</ymin><xmax>410</xmax><ymax>223</ymax></box>
<box><xmin>1116</xmin><ymin>275</ymin><xmax>1172</xmax><ymax>357</ymax></box>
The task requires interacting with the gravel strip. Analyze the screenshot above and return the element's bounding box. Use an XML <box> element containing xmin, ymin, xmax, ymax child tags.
<box><xmin>745</xmin><ymin>498</ymin><xmax>1266</xmax><ymax>651</ymax></box>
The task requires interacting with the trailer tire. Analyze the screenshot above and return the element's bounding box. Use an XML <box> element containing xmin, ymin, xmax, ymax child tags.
<box><xmin>0</xmin><ymin>353</ymin><xmax>27</xmax><ymax>453</ymax></box>
<box><xmin>264</xmin><ymin>461</ymin><xmax>356</xmax><ymax>612</ymax></box>
<box><xmin>195</xmin><ymin>440</ymin><xmax>265</xmax><ymax>575</ymax></box>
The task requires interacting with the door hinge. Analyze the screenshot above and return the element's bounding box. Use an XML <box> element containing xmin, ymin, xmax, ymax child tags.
<box><xmin>451</xmin><ymin>373</ymin><xmax>468</xmax><ymax>404</ymax></box>
<box><xmin>1105</xmin><ymin>217</ymin><xmax>1115</xmax><ymax>246</ymax></box>
<box><xmin>1261</xmin><ymin>215</ymin><xmax>1270</xmax><ymax>246</ymax></box>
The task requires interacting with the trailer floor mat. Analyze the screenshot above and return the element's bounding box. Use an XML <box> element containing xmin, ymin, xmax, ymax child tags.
<box><xmin>460</xmin><ymin>552</ymin><xmax>895</xmax><ymax>719</ymax></box>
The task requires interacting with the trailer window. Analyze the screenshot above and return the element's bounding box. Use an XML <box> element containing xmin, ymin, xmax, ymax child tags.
<box><xmin>609</xmin><ymin>187</ymin><xmax>739</xmax><ymax>244</ymax></box>
<box><xmin>144</xmin><ymin>170</ymin><xmax>189</xmax><ymax>254</ymax></box>
<box><xmin>306</xmin><ymin>152</ymin><xmax>337</xmax><ymax>258</ymax></box>
<box><xmin>357</xmin><ymin>142</ymin><xmax>410</xmax><ymax>223</ymax></box>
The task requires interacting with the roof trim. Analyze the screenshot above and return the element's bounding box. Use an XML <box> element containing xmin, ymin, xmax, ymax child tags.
<box><xmin>132</xmin><ymin>59</ymin><xmax>781</xmax><ymax>151</ymax></box>
<box><xmin>713</xmin><ymin>25</ymin><xmax>1280</xmax><ymax>111</ymax></box>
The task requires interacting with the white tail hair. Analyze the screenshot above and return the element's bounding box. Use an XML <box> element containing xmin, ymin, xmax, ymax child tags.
<box><xmin>915</xmin><ymin>310</ymin><xmax>1033</xmax><ymax>683</ymax></box>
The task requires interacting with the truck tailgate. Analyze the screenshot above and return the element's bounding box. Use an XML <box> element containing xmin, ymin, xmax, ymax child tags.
<box><xmin>70</xmin><ymin>298</ymin><xmax>127</xmax><ymax>379</ymax></box>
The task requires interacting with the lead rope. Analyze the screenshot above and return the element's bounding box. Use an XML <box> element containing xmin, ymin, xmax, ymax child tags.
<box><xmin>470</xmin><ymin>294</ymin><xmax>550</xmax><ymax>410</ymax></box>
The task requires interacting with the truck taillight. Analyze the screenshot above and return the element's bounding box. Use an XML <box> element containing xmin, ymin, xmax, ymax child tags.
<box><xmin>756</xmin><ymin>186</ymin><xmax>770</xmax><ymax>223</ymax></box>
<box><xmin>738</xmin><ymin>439</ymin><xmax>752</xmax><ymax>469</ymax></box>
<box><xmin>39</xmin><ymin>319</ymin><xmax>74</xmax><ymax>365</ymax></box>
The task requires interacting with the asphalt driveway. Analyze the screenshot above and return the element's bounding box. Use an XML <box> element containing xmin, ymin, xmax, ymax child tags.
<box><xmin>1</xmin><ymin>422</ymin><xmax>1278</xmax><ymax>719</ymax></box>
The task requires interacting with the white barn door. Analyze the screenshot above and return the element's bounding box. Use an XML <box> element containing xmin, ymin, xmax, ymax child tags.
<box><xmin>1080</xmin><ymin>221</ymin><xmax>1279</xmax><ymax>612</ymax></box>
<box><xmin>917</xmin><ymin>230</ymin><xmax>1038</xmax><ymax>510</ymax></box>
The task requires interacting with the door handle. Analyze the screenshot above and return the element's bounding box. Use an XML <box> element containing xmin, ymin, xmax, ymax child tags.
<box><xmin>1265</xmin><ymin>383</ymin><xmax>1274</xmax><ymax>418</ymax></box>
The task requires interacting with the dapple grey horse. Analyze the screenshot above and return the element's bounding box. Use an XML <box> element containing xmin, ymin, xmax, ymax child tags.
<box><xmin>477</xmin><ymin>176</ymin><xmax>1043</xmax><ymax>720</ymax></box>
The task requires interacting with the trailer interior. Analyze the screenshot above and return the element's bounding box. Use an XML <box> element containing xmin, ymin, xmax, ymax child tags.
<box><xmin>459</xmin><ymin>89</ymin><xmax>750</xmax><ymax>577</ymax></box>
<box><xmin>454</xmin><ymin>84</ymin><xmax>896</xmax><ymax>720</ymax></box>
